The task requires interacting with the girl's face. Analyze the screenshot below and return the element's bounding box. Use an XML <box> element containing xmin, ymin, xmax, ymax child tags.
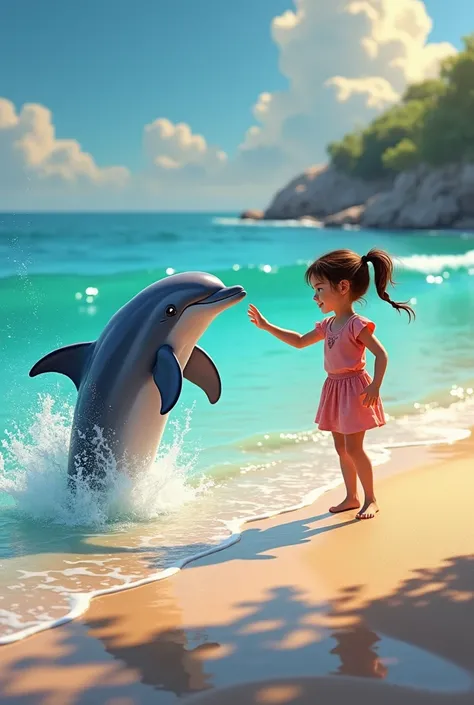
<box><xmin>310</xmin><ymin>276</ymin><xmax>350</xmax><ymax>314</ymax></box>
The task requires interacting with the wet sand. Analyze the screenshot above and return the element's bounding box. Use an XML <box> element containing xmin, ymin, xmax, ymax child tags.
<box><xmin>0</xmin><ymin>437</ymin><xmax>473</xmax><ymax>704</ymax></box>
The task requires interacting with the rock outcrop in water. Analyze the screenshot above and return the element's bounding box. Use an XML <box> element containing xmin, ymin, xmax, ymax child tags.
<box><xmin>362</xmin><ymin>163</ymin><xmax>474</xmax><ymax>230</ymax></box>
<box><xmin>251</xmin><ymin>162</ymin><xmax>474</xmax><ymax>230</ymax></box>
<box><xmin>323</xmin><ymin>204</ymin><xmax>366</xmax><ymax>228</ymax></box>
<box><xmin>250</xmin><ymin>35</ymin><xmax>474</xmax><ymax>231</ymax></box>
<box><xmin>240</xmin><ymin>209</ymin><xmax>264</xmax><ymax>220</ymax></box>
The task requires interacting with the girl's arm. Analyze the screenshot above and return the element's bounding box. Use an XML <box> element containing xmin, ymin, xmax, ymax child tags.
<box><xmin>263</xmin><ymin>321</ymin><xmax>324</xmax><ymax>349</ymax></box>
<box><xmin>357</xmin><ymin>327</ymin><xmax>388</xmax><ymax>405</ymax></box>
<box><xmin>248</xmin><ymin>304</ymin><xmax>323</xmax><ymax>349</ymax></box>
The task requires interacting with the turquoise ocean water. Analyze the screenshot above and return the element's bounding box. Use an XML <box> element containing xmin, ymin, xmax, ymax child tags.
<box><xmin>1</xmin><ymin>212</ymin><xmax>474</xmax><ymax>643</ymax></box>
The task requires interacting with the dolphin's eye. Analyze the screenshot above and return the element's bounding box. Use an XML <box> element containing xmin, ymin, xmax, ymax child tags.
<box><xmin>165</xmin><ymin>305</ymin><xmax>177</xmax><ymax>317</ymax></box>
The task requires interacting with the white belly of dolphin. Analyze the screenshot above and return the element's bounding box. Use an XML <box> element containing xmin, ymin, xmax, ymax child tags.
<box><xmin>120</xmin><ymin>341</ymin><xmax>200</xmax><ymax>472</ymax></box>
<box><xmin>122</xmin><ymin>310</ymin><xmax>216</xmax><ymax>471</ymax></box>
<box><xmin>122</xmin><ymin>378</ymin><xmax>168</xmax><ymax>472</ymax></box>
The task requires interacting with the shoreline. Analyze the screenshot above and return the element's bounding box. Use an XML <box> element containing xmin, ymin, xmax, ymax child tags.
<box><xmin>0</xmin><ymin>428</ymin><xmax>465</xmax><ymax>648</ymax></box>
<box><xmin>1</xmin><ymin>431</ymin><xmax>473</xmax><ymax>702</ymax></box>
<box><xmin>0</xmin><ymin>446</ymin><xmax>424</xmax><ymax>647</ymax></box>
<box><xmin>0</xmin><ymin>390</ymin><xmax>472</xmax><ymax>646</ymax></box>
<box><xmin>233</xmin><ymin>214</ymin><xmax>474</xmax><ymax>233</ymax></box>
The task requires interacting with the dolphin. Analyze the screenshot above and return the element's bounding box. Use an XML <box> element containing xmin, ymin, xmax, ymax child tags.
<box><xmin>29</xmin><ymin>272</ymin><xmax>246</xmax><ymax>487</ymax></box>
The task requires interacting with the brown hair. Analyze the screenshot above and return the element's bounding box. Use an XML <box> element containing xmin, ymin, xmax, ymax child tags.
<box><xmin>304</xmin><ymin>248</ymin><xmax>415</xmax><ymax>321</ymax></box>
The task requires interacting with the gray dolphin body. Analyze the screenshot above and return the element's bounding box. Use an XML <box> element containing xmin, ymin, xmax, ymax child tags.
<box><xmin>29</xmin><ymin>272</ymin><xmax>246</xmax><ymax>486</ymax></box>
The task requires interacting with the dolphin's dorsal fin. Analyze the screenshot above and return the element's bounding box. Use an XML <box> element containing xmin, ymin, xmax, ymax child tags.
<box><xmin>29</xmin><ymin>342</ymin><xmax>95</xmax><ymax>391</ymax></box>
<box><xmin>184</xmin><ymin>346</ymin><xmax>221</xmax><ymax>404</ymax></box>
<box><xmin>153</xmin><ymin>345</ymin><xmax>183</xmax><ymax>415</ymax></box>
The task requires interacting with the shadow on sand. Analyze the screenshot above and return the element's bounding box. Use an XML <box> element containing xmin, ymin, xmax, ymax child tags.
<box><xmin>0</xmin><ymin>546</ymin><xmax>472</xmax><ymax>704</ymax></box>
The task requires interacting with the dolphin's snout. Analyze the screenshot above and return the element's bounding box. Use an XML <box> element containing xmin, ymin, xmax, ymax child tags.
<box><xmin>198</xmin><ymin>285</ymin><xmax>246</xmax><ymax>306</ymax></box>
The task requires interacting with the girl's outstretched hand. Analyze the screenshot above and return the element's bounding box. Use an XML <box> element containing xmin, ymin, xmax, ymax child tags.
<box><xmin>248</xmin><ymin>304</ymin><xmax>268</xmax><ymax>330</ymax></box>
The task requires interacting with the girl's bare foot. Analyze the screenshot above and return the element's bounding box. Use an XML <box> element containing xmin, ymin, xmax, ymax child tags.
<box><xmin>356</xmin><ymin>500</ymin><xmax>379</xmax><ymax>520</ymax></box>
<box><xmin>329</xmin><ymin>497</ymin><xmax>360</xmax><ymax>513</ymax></box>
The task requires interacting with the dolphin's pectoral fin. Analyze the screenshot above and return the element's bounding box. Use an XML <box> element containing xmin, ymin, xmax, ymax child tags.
<box><xmin>184</xmin><ymin>346</ymin><xmax>222</xmax><ymax>404</ymax></box>
<box><xmin>29</xmin><ymin>342</ymin><xmax>95</xmax><ymax>391</ymax></box>
<box><xmin>153</xmin><ymin>345</ymin><xmax>183</xmax><ymax>415</ymax></box>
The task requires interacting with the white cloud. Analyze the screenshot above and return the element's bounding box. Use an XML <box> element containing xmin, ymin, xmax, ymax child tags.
<box><xmin>238</xmin><ymin>0</ymin><xmax>457</xmax><ymax>177</ymax></box>
<box><xmin>343</xmin><ymin>0</ymin><xmax>457</xmax><ymax>83</ymax></box>
<box><xmin>326</xmin><ymin>76</ymin><xmax>401</xmax><ymax>109</ymax></box>
<box><xmin>143</xmin><ymin>118</ymin><xmax>227</xmax><ymax>179</ymax></box>
<box><xmin>0</xmin><ymin>98</ymin><xmax>129</xmax><ymax>203</ymax></box>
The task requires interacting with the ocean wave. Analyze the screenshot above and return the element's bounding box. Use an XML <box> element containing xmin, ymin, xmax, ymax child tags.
<box><xmin>225</xmin><ymin>251</ymin><xmax>474</xmax><ymax>277</ymax></box>
<box><xmin>0</xmin><ymin>476</ymin><xmax>344</xmax><ymax>646</ymax></box>
<box><xmin>213</xmin><ymin>217</ymin><xmax>323</xmax><ymax>228</ymax></box>
<box><xmin>397</xmin><ymin>249</ymin><xmax>474</xmax><ymax>274</ymax></box>
<box><xmin>2</xmin><ymin>249</ymin><xmax>474</xmax><ymax>290</ymax></box>
<box><xmin>231</xmin><ymin>396</ymin><xmax>473</xmax><ymax>459</ymax></box>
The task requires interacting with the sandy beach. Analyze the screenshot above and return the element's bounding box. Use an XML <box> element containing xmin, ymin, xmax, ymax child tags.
<box><xmin>1</xmin><ymin>436</ymin><xmax>473</xmax><ymax>705</ymax></box>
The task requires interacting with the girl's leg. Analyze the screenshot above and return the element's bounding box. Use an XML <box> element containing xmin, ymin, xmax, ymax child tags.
<box><xmin>345</xmin><ymin>431</ymin><xmax>379</xmax><ymax>519</ymax></box>
<box><xmin>329</xmin><ymin>432</ymin><xmax>360</xmax><ymax>513</ymax></box>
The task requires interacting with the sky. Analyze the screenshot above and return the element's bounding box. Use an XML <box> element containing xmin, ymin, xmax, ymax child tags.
<box><xmin>1</xmin><ymin>0</ymin><xmax>473</xmax><ymax>211</ymax></box>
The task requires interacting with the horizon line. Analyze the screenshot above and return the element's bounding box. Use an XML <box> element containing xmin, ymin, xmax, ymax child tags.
<box><xmin>0</xmin><ymin>209</ymin><xmax>243</xmax><ymax>215</ymax></box>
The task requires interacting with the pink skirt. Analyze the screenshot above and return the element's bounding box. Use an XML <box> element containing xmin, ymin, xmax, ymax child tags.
<box><xmin>315</xmin><ymin>370</ymin><xmax>386</xmax><ymax>435</ymax></box>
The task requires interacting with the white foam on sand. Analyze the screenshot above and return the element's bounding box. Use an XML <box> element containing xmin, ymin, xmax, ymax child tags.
<box><xmin>0</xmin><ymin>390</ymin><xmax>473</xmax><ymax>645</ymax></box>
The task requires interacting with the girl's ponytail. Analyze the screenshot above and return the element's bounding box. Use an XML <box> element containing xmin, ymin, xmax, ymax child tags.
<box><xmin>364</xmin><ymin>248</ymin><xmax>415</xmax><ymax>322</ymax></box>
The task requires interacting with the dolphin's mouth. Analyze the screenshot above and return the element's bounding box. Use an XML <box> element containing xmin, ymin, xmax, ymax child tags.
<box><xmin>194</xmin><ymin>285</ymin><xmax>246</xmax><ymax>307</ymax></box>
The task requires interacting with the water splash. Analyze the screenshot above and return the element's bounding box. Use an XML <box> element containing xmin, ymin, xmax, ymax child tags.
<box><xmin>0</xmin><ymin>395</ymin><xmax>203</xmax><ymax>528</ymax></box>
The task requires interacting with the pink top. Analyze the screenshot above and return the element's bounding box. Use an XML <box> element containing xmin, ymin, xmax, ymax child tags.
<box><xmin>314</xmin><ymin>313</ymin><xmax>375</xmax><ymax>375</ymax></box>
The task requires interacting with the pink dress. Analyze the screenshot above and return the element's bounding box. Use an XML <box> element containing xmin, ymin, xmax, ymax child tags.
<box><xmin>314</xmin><ymin>313</ymin><xmax>386</xmax><ymax>435</ymax></box>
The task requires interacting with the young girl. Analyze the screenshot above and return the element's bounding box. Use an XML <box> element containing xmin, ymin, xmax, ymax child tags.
<box><xmin>248</xmin><ymin>248</ymin><xmax>414</xmax><ymax>520</ymax></box>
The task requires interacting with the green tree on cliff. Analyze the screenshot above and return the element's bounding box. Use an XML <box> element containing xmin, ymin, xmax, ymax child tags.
<box><xmin>327</xmin><ymin>33</ymin><xmax>474</xmax><ymax>179</ymax></box>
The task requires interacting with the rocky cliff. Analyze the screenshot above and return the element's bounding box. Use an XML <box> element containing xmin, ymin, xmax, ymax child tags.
<box><xmin>362</xmin><ymin>163</ymin><xmax>474</xmax><ymax>230</ymax></box>
<box><xmin>263</xmin><ymin>165</ymin><xmax>391</xmax><ymax>221</ymax></box>
<box><xmin>256</xmin><ymin>163</ymin><xmax>474</xmax><ymax>230</ymax></box>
